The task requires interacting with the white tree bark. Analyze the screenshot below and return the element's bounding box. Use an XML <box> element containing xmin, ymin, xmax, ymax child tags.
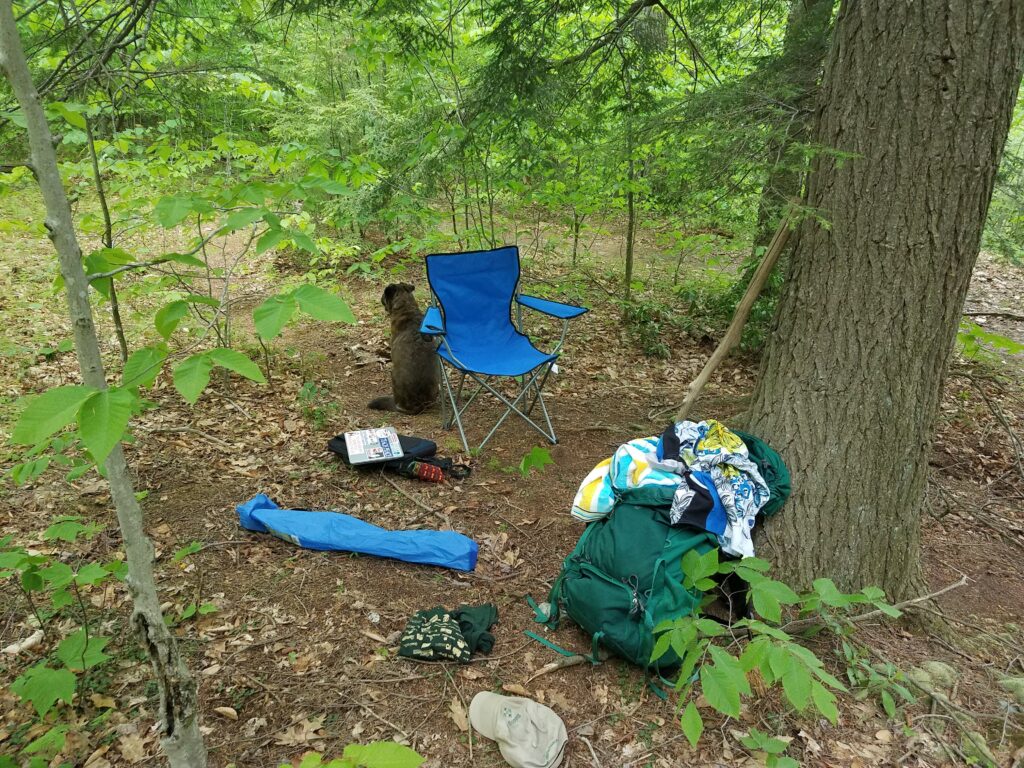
<box><xmin>0</xmin><ymin>3</ymin><xmax>207</xmax><ymax>764</ymax></box>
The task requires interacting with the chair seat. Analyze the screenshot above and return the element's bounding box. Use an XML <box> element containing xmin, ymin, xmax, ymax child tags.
<box><xmin>439</xmin><ymin>330</ymin><xmax>557</xmax><ymax>376</ymax></box>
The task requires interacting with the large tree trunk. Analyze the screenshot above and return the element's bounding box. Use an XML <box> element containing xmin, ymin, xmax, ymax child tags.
<box><xmin>0</xmin><ymin>3</ymin><xmax>208</xmax><ymax>765</ymax></box>
<box><xmin>746</xmin><ymin>0</ymin><xmax>1024</xmax><ymax>598</ymax></box>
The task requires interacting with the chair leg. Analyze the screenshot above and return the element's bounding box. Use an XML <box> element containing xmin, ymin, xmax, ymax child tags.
<box><xmin>438</xmin><ymin>361</ymin><xmax>470</xmax><ymax>453</ymax></box>
<box><xmin>474</xmin><ymin>364</ymin><xmax>557</xmax><ymax>451</ymax></box>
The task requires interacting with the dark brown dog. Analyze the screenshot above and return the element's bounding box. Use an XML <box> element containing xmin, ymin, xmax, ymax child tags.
<box><xmin>368</xmin><ymin>283</ymin><xmax>439</xmax><ymax>414</ymax></box>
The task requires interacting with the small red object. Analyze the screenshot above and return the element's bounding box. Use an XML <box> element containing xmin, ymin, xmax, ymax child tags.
<box><xmin>412</xmin><ymin>462</ymin><xmax>446</xmax><ymax>483</ymax></box>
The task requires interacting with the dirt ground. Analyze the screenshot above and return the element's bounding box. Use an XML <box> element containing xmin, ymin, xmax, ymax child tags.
<box><xmin>1</xmin><ymin>199</ymin><xmax>1023</xmax><ymax>767</ymax></box>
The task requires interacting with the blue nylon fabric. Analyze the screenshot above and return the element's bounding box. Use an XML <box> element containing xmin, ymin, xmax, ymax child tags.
<box><xmin>237</xmin><ymin>494</ymin><xmax>478</xmax><ymax>572</ymax></box>
<box><xmin>516</xmin><ymin>294</ymin><xmax>588</xmax><ymax>319</ymax></box>
<box><xmin>419</xmin><ymin>306</ymin><xmax>444</xmax><ymax>335</ymax></box>
<box><xmin>426</xmin><ymin>246</ymin><xmax>556</xmax><ymax>376</ymax></box>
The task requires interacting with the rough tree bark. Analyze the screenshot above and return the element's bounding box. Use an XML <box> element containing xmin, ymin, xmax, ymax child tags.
<box><xmin>746</xmin><ymin>0</ymin><xmax>1024</xmax><ymax>597</ymax></box>
<box><xmin>0</xmin><ymin>3</ymin><xmax>208</xmax><ymax>765</ymax></box>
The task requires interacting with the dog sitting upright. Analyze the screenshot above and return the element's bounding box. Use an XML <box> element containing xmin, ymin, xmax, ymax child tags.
<box><xmin>368</xmin><ymin>283</ymin><xmax>439</xmax><ymax>414</ymax></box>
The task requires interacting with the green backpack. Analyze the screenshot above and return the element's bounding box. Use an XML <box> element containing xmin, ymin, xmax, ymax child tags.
<box><xmin>539</xmin><ymin>481</ymin><xmax>717</xmax><ymax>671</ymax></box>
<box><xmin>538</xmin><ymin>431</ymin><xmax>790</xmax><ymax>672</ymax></box>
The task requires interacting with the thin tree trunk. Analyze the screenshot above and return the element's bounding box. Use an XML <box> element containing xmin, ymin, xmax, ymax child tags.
<box><xmin>751</xmin><ymin>0</ymin><xmax>834</xmax><ymax>252</ymax></box>
<box><xmin>0</xmin><ymin>4</ymin><xmax>208</xmax><ymax>765</ymax></box>
<box><xmin>745</xmin><ymin>0</ymin><xmax>1024</xmax><ymax>598</ymax></box>
<box><xmin>86</xmin><ymin>117</ymin><xmax>128</xmax><ymax>363</ymax></box>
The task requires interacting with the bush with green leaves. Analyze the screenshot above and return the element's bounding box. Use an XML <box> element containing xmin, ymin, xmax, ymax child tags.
<box><xmin>0</xmin><ymin>519</ymin><xmax>126</xmax><ymax>763</ymax></box>
<box><xmin>652</xmin><ymin>549</ymin><xmax>913</xmax><ymax>766</ymax></box>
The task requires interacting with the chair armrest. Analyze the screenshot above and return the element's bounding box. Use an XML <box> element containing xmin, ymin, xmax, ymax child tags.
<box><xmin>516</xmin><ymin>294</ymin><xmax>588</xmax><ymax>320</ymax></box>
<box><xmin>419</xmin><ymin>306</ymin><xmax>446</xmax><ymax>336</ymax></box>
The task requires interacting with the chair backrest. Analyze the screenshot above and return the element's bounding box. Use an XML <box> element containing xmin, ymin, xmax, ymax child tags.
<box><xmin>425</xmin><ymin>246</ymin><xmax>520</xmax><ymax>339</ymax></box>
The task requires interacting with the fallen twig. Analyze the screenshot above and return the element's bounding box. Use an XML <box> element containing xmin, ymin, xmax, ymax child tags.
<box><xmin>668</xmin><ymin>212</ymin><xmax>793</xmax><ymax>423</ymax></box>
<box><xmin>963</xmin><ymin>310</ymin><xmax>1024</xmax><ymax>322</ymax></box>
<box><xmin>526</xmin><ymin>654</ymin><xmax>588</xmax><ymax>682</ymax></box>
<box><xmin>380</xmin><ymin>473</ymin><xmax>434</xmax><ymax>516</ymax></box>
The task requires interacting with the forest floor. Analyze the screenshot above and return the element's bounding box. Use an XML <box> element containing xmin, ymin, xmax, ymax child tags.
<box><xmin>1</xmin><ymin>191</ymin><xmax>1024</xmax><ymax>768</ymax></box>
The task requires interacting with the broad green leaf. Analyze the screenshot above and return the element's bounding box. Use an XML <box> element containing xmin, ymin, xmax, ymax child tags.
<box><xmin>781</xmin><ymin>663</ymin><xmax>812</xmax><ymax>710</ymax></box>
<box><xmin>22</xmin><ymin>570</ymin><xmax>43</xmax><ymax>591</ymax></box>
<box><xmin>342</xmin><ymin>741</ymin><xmax>425</xmax><ymax>768</ymax></box>
<box><xmin>256</xmin><ymin>227</ymin><xmax>288</xmax><ymax>254</ymax></box>
<box><xmin>700</xmin><ymin>663</ymin><xmax>741</xmax><ymax>718</ymax></box>
<box><xmin>154</xmin><ymin>196</ymin><xmax>195</xmax><ymax>228</ymax></box>
<box><xmin>519</xmin><ymin>445</ymin><xmax>554</xmax><ymax>477</ymax></box>
<box><xmin>11</xmin><ymin>386</ymin><xmax>95</xmax><ymax>446</ymax></box>
<box><xmin>155</xmin><ymin>301</ymin><xmax>189</xmax><ymax>339</ymax></box>
<box><xmin>78</xmin><ymin>388</ymin><xmax>136</xmax><ymax>463</ymax></box>
<box><xmin>873</xmin><ymin>601</ymin><xmax>903</xmax><ymax>618</ymax></box>
<box><xmin>75</xmin><ymin>562</ymin><xmax>108</xmax><ymax>586</ymax></box>
<box><xmin>22</xmin><ymin>725</ymin><xmax>68</xmax><ymax>758</ymax></box>
<box><xmin>207</xmin><ymin>348</ymin><xmax>266</xmax><ymax>383</ymax></box>
<box><xmin>253</xmin><ymin>293</ymin><xmax>297</xmax><ymax>340</ymax></box>
<box><xmin>123</xmin><ymin>344</ymin><xmax>168</xmax><ymax>389</ymax></box>
<box><xmin>860</xmin><ymin>585</ymin><xmax>886</xmax><ymax>601</ymax></box>
<box><xmin>222</xmin><ymin>207</ymin><xmax>267</xmax><ymax>232</ymax></box>
<box><xmin>680</xmin><ymin>700</ymin><xmax>703</xmax><ymax>747</ymax></box>
<box><xmin>52</xmin><ymin>102</ymin><xmax>86</xmax><ymax>129</ymax></box>
<box><xmin>39</xmin><ymin>562</ymin><xmax>74</xmax><ymax>590</ymax></box>
<box><xmin>291</xmin><ymin>230</ymin><xmax>318</xmax><ymax>253</ymax></box>
<box><xmin>173</xmin><ymin>354</ymin><xmax>214</xmax><ymax>404</ymax></box>
<box><xmin>293</xmin><ymin>283</ymin><xmax>355</xmax><ymax>323</ymax></box>
<box><xmin>10</xmin><ymin>664</ymin><xmax>76</xmax><ymax>716</ymax></box>
<box><xmin>44</xmin><ymin>516</ymin><xmax>102</xmax><ymax>543</ymax></box>
<box><xmin>164</xmin><ymin>252</ymin><xmax>206</xmax><ymax>269</ymax></box>
<box><xmin>812</xmin><ymin>578</ymin><xmax>850</xmax><ymax>607</ymax></box>
<box><xmin>880</xmin><ymin>689</ymin><xmax>896</xmax><ymax>718</ymax></box>
<box><xmin>811</xmin><ymin>680</ymin><xmax>839</xmax><ymax>724</ymax></box>
<box><xmin>173</xmin><ymin>541</ymin><xmax>202</xmax><ymax>562</ymax></box>
<box><xmin>751</xmin><ymin>587</ymin><xmax>782</xmax><ymax>624</ymax></box>
<box><xmin>56</xmin><ymin>629</ymin><xmax>110</xmax><ymax>671</ymax></box>
<box><xmin>707</xmin><ymin>645</ymin><xmax>750</xmax><ymax>694</ymax></box>
<box><xmin>651</xmin><ymin>632</ymin><xmax>672</xmax><ymax>663</ymax></box>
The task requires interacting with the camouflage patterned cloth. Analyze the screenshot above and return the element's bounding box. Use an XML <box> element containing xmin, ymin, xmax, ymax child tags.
<box><xmin>398</xmin><ymin>608</ymin><xmax>472</xmax><ymax>662</ymax></box>
<box><xmin>398</xmin><ymin>603</ymin><xmax>498</xmax><ymax>662</ymax></box>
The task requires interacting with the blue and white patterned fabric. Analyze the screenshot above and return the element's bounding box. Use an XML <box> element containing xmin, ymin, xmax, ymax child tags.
<box><xmin>658</xmin><ymin>420</ymin><xmax>770</xmax><ymax>557</ymax></box>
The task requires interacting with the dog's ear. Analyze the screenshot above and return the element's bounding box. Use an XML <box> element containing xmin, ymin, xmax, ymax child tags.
<box><xmin>400</xmin><ymin>282</ymin><xmax>416</xmax><ymax>293</ymax></box>
<box><xmin>381</xmin><ymin>283</ymin><xmax>400</xmax><ymax>311</ymax></box>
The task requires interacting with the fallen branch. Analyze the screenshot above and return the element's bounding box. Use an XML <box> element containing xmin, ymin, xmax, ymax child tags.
<box><xmin>526</xmin><ymin>654</ymin><xmax>588</xmax><ymax>682</ymax></box>
<box><xmin>669</xmin><ymin>212</ymin><xmax>793</xmax><ymax>423</ymax></box>
<box><xmin>963</xmin><ymin>310</ymin><xmax>1024</xmax><ymax>322</ymax></box>
<box><xmin>380</xmin><ymin>474</ymin><xmax>433</xmax><ymax>516</ymax></box>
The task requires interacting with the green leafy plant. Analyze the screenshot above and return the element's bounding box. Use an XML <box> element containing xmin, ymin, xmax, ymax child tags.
<box><xmin>652</xmin><ymin>550</ymin><xmax>910</xmax><ymax>764</ymax></box>
<box><xmin>519</xmin><ymin>445</ymin><xmax>554</xmax><ymax>477</ymax></box>
<box><xmin>0</xmin><ymin>519</ymin><xmax>124</xmax><ymax>762</ymax></box>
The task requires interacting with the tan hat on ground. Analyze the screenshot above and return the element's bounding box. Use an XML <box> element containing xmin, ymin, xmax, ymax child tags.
<box><xmin>469</xmin><ymin>692</ymin><xmax>567</xmax><ymax>768</ymax></box>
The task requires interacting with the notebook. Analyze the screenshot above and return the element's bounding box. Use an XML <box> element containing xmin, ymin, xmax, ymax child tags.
<box><xmin>343</xmin><ymin>426</ymin><xmax>404</xmax><ymax>465</ymax></box>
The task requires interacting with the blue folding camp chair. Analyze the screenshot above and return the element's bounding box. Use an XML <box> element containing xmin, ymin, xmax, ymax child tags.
<box><xmin>419</xmin><ymin>246</ymin><xmax>588</xmax><ymax>452</ymax></box>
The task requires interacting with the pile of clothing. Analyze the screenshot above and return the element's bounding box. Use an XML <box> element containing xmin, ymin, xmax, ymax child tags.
<box><xmin>571</xmin><ymin>420</ymin><xmax>789</xmax><ymax>557</ymax></box>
